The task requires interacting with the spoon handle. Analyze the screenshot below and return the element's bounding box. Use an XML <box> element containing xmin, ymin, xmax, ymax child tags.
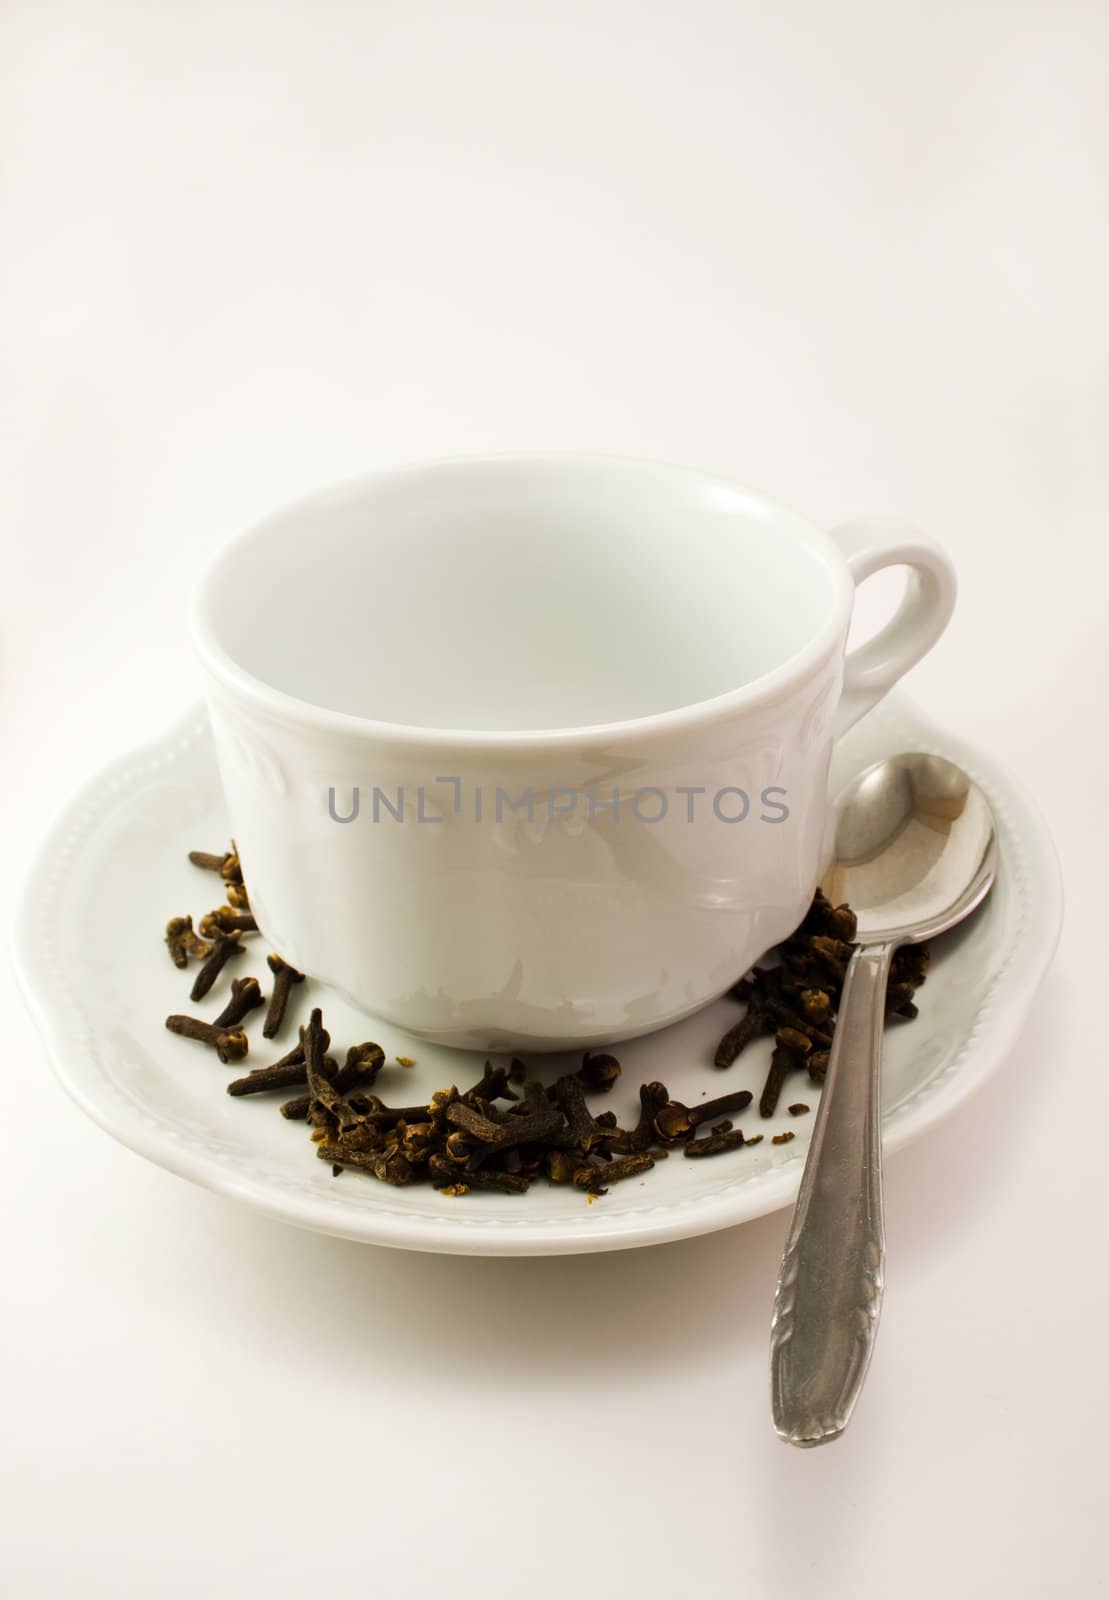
<box><xmin>770</xmin><ymin>941</ymin><xmax>895</xmax><ymax>1447</ymax></box>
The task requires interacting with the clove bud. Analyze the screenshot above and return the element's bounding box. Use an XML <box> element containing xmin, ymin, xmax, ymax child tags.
<box><xmin>165</xmin><ymin>1014</ymin><xmax>249</xmax><ymax>1064</ymax></box>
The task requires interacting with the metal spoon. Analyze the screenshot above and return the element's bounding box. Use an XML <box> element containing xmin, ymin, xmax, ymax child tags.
<box><xmin>770</xmin><ymin>753</ymin><xmax>998</xmax><ymax>1448</ymax></box>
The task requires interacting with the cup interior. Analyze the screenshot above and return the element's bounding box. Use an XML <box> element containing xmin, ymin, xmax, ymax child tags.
<box><xmin>198</xmin><ymin>457</ymin><xmax>843</xmax><ymax>733</ymax></box>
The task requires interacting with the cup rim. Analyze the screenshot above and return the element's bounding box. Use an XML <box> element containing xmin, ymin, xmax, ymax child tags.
<box><xmin>191</xmin><ymin>451</ymin><xmax>855</xmax><ymax>749</ymax></box>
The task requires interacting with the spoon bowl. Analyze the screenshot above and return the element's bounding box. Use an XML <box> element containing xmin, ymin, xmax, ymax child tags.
<box><xmin>823</xmin><ymin>754</ymin><xmax>997</xmax><ymax>943</ymax></box>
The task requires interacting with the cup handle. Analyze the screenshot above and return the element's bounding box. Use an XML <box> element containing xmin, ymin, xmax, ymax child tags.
<box><xmin>828</xmin><ymin>517</ymin><xmax>957</xmax><ymax>739</ymax></box>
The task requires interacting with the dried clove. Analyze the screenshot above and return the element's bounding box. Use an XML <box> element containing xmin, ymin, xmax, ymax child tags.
<box><xmin>545</xmin><ymin>1149</ymin><xmax>585</xmax><ymax>1184</ymax></box>
<box><xmin>713</xmin><ymin>1006</ymin><xmax>771</xmax><ymax>1069</ymax></box>
<box><xmin>685</xmin><ymin>1128</ymin><xmax>747</xmax><ymax>1158</ymax></box>
<box><xmin>228</xmin><ymin>1037</ymin><xmax>324</xmax><ymax>1098</ymax></box>
<box><xmin>454</xmin><ymin>1102</ymin><xmax>563</xmax><ymax>1161</ymax></box>
<box><xmin>219</xmin><ymin>850</ymin><xmax>243</xmax><ymax>884</ymax></box>
<box><xmin>263</xmin><ymin>954</ymin><xmax>305</xmax><ymax>1038</ymax></box>
<box><xmin>444</xmin><ymin>1101</ymin><xmax>506</xmax><ymax>1143</ymax></box>
<box><xmin>461</xmin><ymin>1061</ymin><xmax>519</xmax><ymax>1104</ymax></box>
<box><xmin>810</xmin><ymin>935</ymin><xmax>854</xmax><ymax>981</ymax></box>
<box><xmin>278</xmin><ymin>1094</ymin><xmax>312</xmax><ymax>1120</ymax></box>
<box><xmin>572</xmin><ymin>1152</ymin><xmax>655</xmax><ymax>1193</ymax></box>
<box><xmin>165</xmin><ymin>1013</ymin><xmax>249</xmax><ymax>1064</ymax></box>
<box><xmin>653</xmin><ymin>1100</ymin><xmax>696</xmax><ymax>1143</ymax></box>
<box><xmin>606</xmin><ymin>1081</ymin><xmax>670</xmax><ymax>1155</ymax></box>
<box><xmin>213</xmin><ymin>976</ymin><xmax>265</xmax><ymax>1029</ymax></box>
<box><xmin>807</xmin><ymin>1050</ymin><xmax>830</xmax><ymax>1084</ymax></box>
<box><xmin>577</xmin><ymin>1051</ymin><xmax>622</xmax><ymax>1094</ymax></box>
<box><xmin>188</xmin><ymin>850</ymin><xmax>230</xmax><ymax>873</ymax></box>
<box><xmin>551</xmin><ymin>1074</ymin><xmax>606</xmax><ymax>1152</ymax></box>
<box><xmin>763</xmin><ymin>997</ymin><xmax>833</xmax><ymax>1048</ymax></box>
<box><xmin>799</xmin><ymin>988</ymin><xmax>831</xmax><ymax>1025</ymax></box>
<box><xmin>338</xmin><ymin>1043</ymin><xmax>386</xmax><ymax>1090</ymax></box>
<box><xmin>776</xmin><ymin>1027</ymin><xmax>812</xmax><ymax>1057</ymax></box>
<box><xmin>686</xmin><ymin>1088</ymin><xmax>753</xmax><ymax>1131</ymax></box>
<box><xmin>759</xmin><ymin>1039</ymin><xmax>808</xmax><ymax>1118</ymax></box>
<box><xmin>189</xmin><ymin>932</ymin><xmax>244</xmax><ymax>1002</ymax></box>
<box><xmin>427</xmin><ymin>1155</ymin><xmax>529</xmax><ymax>1194</ymax></box>
<box><xmin>274</xmin><ymin>1040</ymin><xmax>378</xmax><ymax>1115</ymax></box>
<box><xmin>300</xmin><ymin>1008</ymin><xmax>366</xmax><ymax>1133</ymax></box>
<box><xmin>199</xmin><ymin>905</ymin><xmax>259</xmax><ymax>938</ymax></box>
<box><xmin>164</xmin><ymin>915</ymin><xmax>211</xmax><ymax>969</ymax></box>
<box><xmin>319</xmin><ymin>1143</ymin><xmax>418</xmax><ymax>1186</ymax></box>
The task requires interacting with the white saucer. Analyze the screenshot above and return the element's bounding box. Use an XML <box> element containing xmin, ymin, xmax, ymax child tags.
<box><xmin>14</xmin><ymin>693</ymin><xmax>1061</xmax><ymax>1256</ymax></box>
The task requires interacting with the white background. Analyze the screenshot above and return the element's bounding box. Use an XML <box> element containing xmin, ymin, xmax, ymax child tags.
<box><xmin>3</xmin><ymin>3</ymin><xmax>1107</xmax><ymax>1596</ymax></box>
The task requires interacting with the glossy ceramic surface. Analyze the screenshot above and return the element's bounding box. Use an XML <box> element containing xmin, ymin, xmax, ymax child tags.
<box><xmin>192</xmin><ymin>457</ymin><xmax>956</xmax><ymax>1048</ymax></box>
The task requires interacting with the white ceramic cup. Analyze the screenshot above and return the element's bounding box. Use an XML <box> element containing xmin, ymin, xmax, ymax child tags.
<box><xmin>193</xmin><ymin>455</ymin><xmax>955</xmax><ymax>1051</ymax></box>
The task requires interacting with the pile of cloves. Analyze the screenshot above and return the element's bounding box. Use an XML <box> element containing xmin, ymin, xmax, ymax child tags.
<box><xmin>277</xmin><ymin>1010</ymin><xmax>761</xmax><ymax>1193</ymax></box>
<box><xmin>162</xmin><ymin>849</ymin><xmax>928</xmax><ymax>1197</ymax></box>
<box><xmin>163</xmin><ymin>845</ymin><xmax>306</xmax><ymax>1059</ymax></box>
<box><xmin>712</xmin><ymin>888</ymin><xmax>929</xmax><ymax>1116</ymax></box>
